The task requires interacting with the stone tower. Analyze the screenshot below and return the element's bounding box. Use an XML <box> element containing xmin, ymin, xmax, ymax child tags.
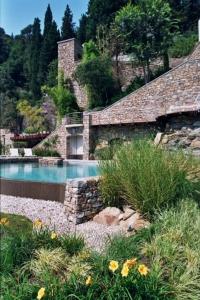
<box><xmin>58</xmin><ymin>38</ymin><xmax>88</xmax><ymax>109</ymax></box>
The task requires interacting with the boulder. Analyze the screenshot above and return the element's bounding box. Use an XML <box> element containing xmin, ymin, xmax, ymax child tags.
<box><xmin>190</xmin><ymin>139</ymin><xmax>200</xmax><ymax>149</ymax></box>
<box><xmin>122</xmin><ymin>206</ymin><xmax>136</xmax><ymax>220</ymax></box>
<box><xmin>93</xmin><ymin>207</ymin><xmax>122</xmax><ymax>226</ymax></box>
<box><xmin>119</xmin><ymin>212</ymin><xmax>140</xmax><ymax>231</ymax></box>
<box><xmin>154</xmin><ymin>132</ymin><xmax>163</xmax><ymax>145</ymax></box>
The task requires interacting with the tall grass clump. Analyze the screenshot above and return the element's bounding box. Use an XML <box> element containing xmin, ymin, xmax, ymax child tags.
<box><xmin>143</xmin><ymin>199</ymin><xmax>200</xmax><ymax>300</ymax></box>
<box><xmin>99</xmin><ymin>140</ymin><xmax>200</xmax><ymax>218</ymax></box>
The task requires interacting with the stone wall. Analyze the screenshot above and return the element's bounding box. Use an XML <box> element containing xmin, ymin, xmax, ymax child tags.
<box><xmin>64</xmin><ymin>177</ymin><xmax>103</xmax><ymax>225</ymax></box>
<box><xmin>90</xmin><ymin>44</ymin><xmax>200</xmax><ymax>126</ymax></box>
<box><xmin>156</xmin><ymin>113</ymin><xmax>200</xmax><ymax>155</ymax></box>
<box><xmin>58</xmin><ymin>39</ymin><xmax>88</xmax><ymax>109</ymax></box>
<box><xmin>92</xmin><ymin>123</ymin><xmax>159</xmax><ymax>153</ymax></box>
<box><xmin>34</xmin><ymin>119</ymin><xmax>67</xmax><ymax>158</ymax></box>
<box><xmin>113</xmin><ymin>57</ymin><xmax>185</xmax><ymax>90</ymax></box>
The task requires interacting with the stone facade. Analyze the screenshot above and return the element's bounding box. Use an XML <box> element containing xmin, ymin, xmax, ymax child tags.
<box><xmin>155</xmin><ymin>113</ymin><xmax>200</xmax><ymax>155</ymax></box>
<box><xmin>113</xmin><ymin>57</ymin><xmax>185</xmax><ymax>90</ymax></box>
<box><xmin>90</xmin><ymin>48</ymin><xmax>200</xmax><ymax>126</ymax></box>
<box><xmin>35</xmin><ymin>119</ymin><xmax>67</xmax><ymax>158</ymax></box>
<box><xmin>92</xmin><ymin>123</ymin><xmax>159</xmax><ymax>153</ymax></box>
<box><xmin>64</xmin><ymin>176</ymin><xmax>103</xmax><ymax>225</ymax></box>
<box><xmin>35</xmin><ymin>43</ymin><xmax>200</xmax><ymax>159</ymax></box>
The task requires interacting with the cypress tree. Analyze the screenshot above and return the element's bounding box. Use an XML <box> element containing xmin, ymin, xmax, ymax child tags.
<box><xmin>77</xmin><ymin>14</ymin><xmax>88</xmax><ymax>44</ymax></box>
<box><xmin>61</xmin><ymin>4</ymin><xmax>75</xmax><ymax>40</ymax></box>
<box><xmin>38</xmin><ymin>5</ymin><xmax>60</xmax><ymax>85</ymax></box>
<box><xmin>29</xmin><ymin>18</ymin><xmax>42</xmax><ymax>99</ymax></box>
<box><xmin>43</xmin><ymin>4</ymin><xmax>53</xmax><ymax>37</ymax></box>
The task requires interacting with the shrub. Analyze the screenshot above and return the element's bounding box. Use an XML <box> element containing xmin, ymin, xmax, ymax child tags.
<box><xmin>75</xmin><ymin>55</ymin><xmax>118</xmax><ymax>109</ymax></box>
<box><xmin>13</xmin><ymin>141</ymin><xmax>28</xmax><ymax>149</ymax></box>
<box><xmin>33</xmin><ymin>147</ymin><xmax>61</xmax><ymax>157</ymax></box>
<box><xmin>99</xmin><ymin>140</ymin><xmax>200</xmax><ymax>217</ymax></box>
<box><xmin>169</xmin><ymin>32</ymin><xmax>198</xmax><ymax>58</ymax></box>
<box><xmin>143</xmin><ymin>199</ymin><xmax>200</xmax><ymax>300</ymax></box>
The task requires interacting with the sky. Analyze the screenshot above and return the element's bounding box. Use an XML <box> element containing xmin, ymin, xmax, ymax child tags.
<box><xmin>0</xmin><ymin>0</ymin><xmax>89</xmax><ymax>35</ymax></box>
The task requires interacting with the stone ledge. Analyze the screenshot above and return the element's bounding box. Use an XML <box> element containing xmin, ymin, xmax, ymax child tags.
<box><xmin>39</xmin><ymin>157</ymin><xmax>64</xmax><ymax>166</ymax></box>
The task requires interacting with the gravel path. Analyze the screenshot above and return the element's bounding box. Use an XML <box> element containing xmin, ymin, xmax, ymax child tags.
<box><xmin>0</xmin><ymin>194</ymin><xmax>122</xmax><ymax>252</ymax></box>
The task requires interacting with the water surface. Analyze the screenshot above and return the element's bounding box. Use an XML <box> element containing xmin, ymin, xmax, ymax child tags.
<box><xmin>0</xmin><ymin>163</ymin><xmax>99</xmax><ymax>184</ymax></box>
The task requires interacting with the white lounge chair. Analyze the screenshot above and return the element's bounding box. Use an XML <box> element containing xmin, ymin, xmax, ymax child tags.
<box><xmin>24</xmin><ymin>148</ymin><xmax>35</xmax><ymax>157</ymax></box>
<box><xmin>10</xmin><ymin>148</ymin><xmax>19</xmax><ymax>157</ymax></box>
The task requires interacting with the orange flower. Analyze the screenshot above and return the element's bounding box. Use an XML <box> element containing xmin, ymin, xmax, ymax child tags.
<box><xmin>125</xmin><ymin>258</ymin><xmax>137</xmax><ymax>268</ymax></box>
<box><xmin>138</xmin><ymin>264</ymin><xmax>149</xmax><ymax>276</ymax></box>
<box><xmin>109</xmin><ymin>260</ymin><xmax>119</xmax><ymax>272</ymax></box>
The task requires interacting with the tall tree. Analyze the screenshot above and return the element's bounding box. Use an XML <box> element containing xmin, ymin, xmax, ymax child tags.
<box><xmin>43</xmin><ymin>4</ymin><xmax>53</xmax><ymax>37</ymax></box>
<box><xmin>29</xmin><ymin>18</ymin><xmax>42</xmax><ymax>99</ymax></box>
<box><xmin>61</xmin><ymin>4</ymin><xmax>75</xmax><ymax>40</ymax></box>
<box><xmin>38</xmin><ymin>5</ymin><xmax>60</xmax><ymax>85</ymax></box>
<box><xmin>115</xmin><ymin>0</ymin><xmax>176</xmax><ymax>83</ymax></box>
<box><xmin>0</xmin><ymin>27</ymin><xmax>10</xmax><ymax>63</ymax></box>
<box><xmin>86</xmin><ymin>0</ymin><xmax>129</xmax><ymax>40</ymax></box>
<box><xmin>77</xmin><ymin>14</ymin><xmax>88</xmax><ymax>44</ymax></box>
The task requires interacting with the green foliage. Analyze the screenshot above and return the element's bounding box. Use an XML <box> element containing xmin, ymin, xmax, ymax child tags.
<box><xmin>99</xmin><ymin>140</ymin><xmax>200</xmax><ymax>217</ymax></box>
<box><xmin>82</xmin><ymin>40</ymin><xmax>100</xmax><ymax>62</ymax></box>
<box><xmin>44</xmin><ymin>84</ymin><xmax>79</xmax><ymax>118</ymax></box>
<box><xmin>115</xmin><ymin>0</ymin><xmax>177</xmax><ymax>82</ymax></box>
<box><xmin>75</xmin><ymin>53</ymin><xmax>117</xmax><ymax>109</ymax></box>
<box><xmin>169</xmin><ymin>32</ymin><xmax>198</xmax><ymax>58</ymax></box>
<box><xmin>46</xmin><ymin>59</ymin><xmax>58</xmax><ymax>87</ymax></box>
<box><xmin>61</xmin><ymin>4</ymin><xmax>75</xmax><ymax>40</ymax></box>
<box><xmin>77</xmin><ymin>14</ymin><xmax>88</xmax><ymax>44</ymax></box>
<box><xmin>1</xmin><ymin>200</ymin><xmax>200</xmax><ymax>299</ymax></box>
<box><xmin>33</xmin><ymin>148</ymin><xmax>61</xmax><ymax>157</ymax></box>
<box><xmin>84</xmin><ymin>0</ymin><xmax>129</xmax><ymax>40</ymax></box>
<box><xmin>143</xmin><ymin>199</ymin><xmax>200</xmax><ymax>300</ymax></box>
<box><xmin>0</xmin><ymin>27</ymin><xmax>10</xmax><ymax>63</ymax></box>
<box><xmin>38</xmin><ymin>5</ymin><xmax>60</xmax><ymax>85</ymax></box>
<box><xmin>17</xmin><ymin>99</ymin><xmax>46</xmax><ymax>133</ymax></box>
<box><xmin>28</xmin><ymin>18</ymin><xmax>42</xmax><ymax>99</ymax></box>
<box><xmin>13</xmin><ymin>141</ymin><xmax>28</xmax><ymax>149</ymax></box>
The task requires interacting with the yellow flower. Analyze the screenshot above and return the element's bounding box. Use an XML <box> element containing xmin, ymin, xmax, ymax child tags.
<box><xmin>138</xmin><ymin>264</ymin><xmax>149</xmax><ymax>276</ymax></box>
<box><xmin>37</xmin><ymin>287</ymin><xmax>45</xmax><ymax>300</ymax></box>
<box><xmin>86</xmin><ymin>275</ymin><xmax>92</xmax><ymax>285</ymax></box>
<box><xmin>51</xmin><ymin>232</ymin><xmax>57</xmax><ymax>239</ymax></box>
<box><xmin>121</xmin><ymin>263</ymin><xmax>129</xmax><ymax>277</ymax></box>
<box><xmin>125</xmin><ymin>258</ymin><xmax>137</xmax><ymax>268</ymax></box>
<box><xmin>109</xmin><ymin>260</ymin><xmax>119</xmax><ymax>272</ymax></box>
<box><xmin>0</xmin><ymin>217</ymin><xmax>9</xmax><ymax>226</ymax></box>
<box><xmin>33</xmin><ymin>219</ymin><xmax>43</xmax><ymax>229</ymax></box>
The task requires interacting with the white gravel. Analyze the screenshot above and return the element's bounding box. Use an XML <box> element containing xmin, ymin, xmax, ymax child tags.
<box><xmin>0</xmin><ymin>194</ymin><xmax>122</xmax><ymax>252</ymax></box>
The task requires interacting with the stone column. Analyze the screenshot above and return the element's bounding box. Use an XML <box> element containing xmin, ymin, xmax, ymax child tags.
<box><xmin>83</xmin><ymin>113</ymin><xmax>91</xmax><ymax>160</ymax></box>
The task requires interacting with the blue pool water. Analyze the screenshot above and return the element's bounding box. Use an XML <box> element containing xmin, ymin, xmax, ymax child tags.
<box><xmin>0</xmin><ymin>163</ymin><xmax>99</xmax><ymax>183</ymax></box>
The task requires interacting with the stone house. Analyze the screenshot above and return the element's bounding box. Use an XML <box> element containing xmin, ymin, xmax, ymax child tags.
<box><xmin>38</xmin><ymin>39</ymin><xmax>200</xmax><ymax>160</ymax></box>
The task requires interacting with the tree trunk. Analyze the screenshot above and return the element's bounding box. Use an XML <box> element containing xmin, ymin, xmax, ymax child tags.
<box><xmin>163</xmin><ymin>51</ymin><xmax>170</xmax><ymax>71</ymax></box>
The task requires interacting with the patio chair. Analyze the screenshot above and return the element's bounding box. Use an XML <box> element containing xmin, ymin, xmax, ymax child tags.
<box><xmin>10</xmin><ymin>148</ymin><xmax>20</xmax><ymax>157</ymax></box>
<box><xmin>24</xmin><ymin>148</ymin><xmax>35</xmax><ymax>157</ymax></box>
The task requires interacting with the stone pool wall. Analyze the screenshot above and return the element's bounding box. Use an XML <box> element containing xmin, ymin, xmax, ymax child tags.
<box><xmin>64</xmin><ymin>177</ymin><xmax>103</xmax><ymax>225</ymax></box>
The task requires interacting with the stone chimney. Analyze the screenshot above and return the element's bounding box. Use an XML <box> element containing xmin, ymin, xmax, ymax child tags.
<box><xmin>57</xmin><ymin>38</ymin><xmax>88</xmax><ymax>110</ymax></box>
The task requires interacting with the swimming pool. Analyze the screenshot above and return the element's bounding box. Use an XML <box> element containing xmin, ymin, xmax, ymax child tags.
<box><xmin>0</xmin><ymin>162</ymin><xmax>99</xmax><ymax>184</ymax></box>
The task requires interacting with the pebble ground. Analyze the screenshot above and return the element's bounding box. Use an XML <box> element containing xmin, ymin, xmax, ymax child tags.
<box><xmin>0</xmin><ymin>194</ymin><xmax>122</xmax><ymax>252</ymax></box>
